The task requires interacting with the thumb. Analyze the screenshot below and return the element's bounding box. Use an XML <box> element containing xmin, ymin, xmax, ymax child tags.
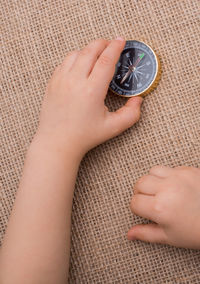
<box><xmin>127</xmin><ymin>224</ymin><xmax>167</xmax><ymax>245</ymax></box>
<box><xmin>105</xmin><ymin>96</ymin><xmax>143</xmax><ymax>138</ymax></box>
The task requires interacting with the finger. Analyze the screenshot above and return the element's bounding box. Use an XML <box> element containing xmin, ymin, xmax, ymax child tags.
<box><xmin>175</xmin><ymin>165</ymin><xmax>192</xmax><ymax>171</ymax></box>
<box><xmin>127</xmin><ymin>224</ymin><xmax>167</xmax><ymax>244</ymax></box>
<box><xmin>60</xmin><ymin>50</ymin><xmax>79</xmax><ymax>72</ymax></box>
<box><xmin>71</xmin><ymin>39</ymin><xmax>109</xmax><ymax>77</ymax></box>
<box><xmin>104</xmin><ymin>96</ymin><xmax>143</xmax><ymax>139</ymax></box>
<box><xmin>149</xmin><ymin>165</ymin><xmax>174</xmax><ymax>178</ymax></box>
<box><xmin>89</xmin><ymin>37</ymin><xmax>126</xmax><ymax>96</ymax></box>
<box><xmin>134</xmin><ymin>174</ymin><xmax>162</xmax><ymax>195</ymax></box>
<box><xmin>130</xmin><ymin>194</ymin><xmax>157</xmax><ymax>222</ymax></box>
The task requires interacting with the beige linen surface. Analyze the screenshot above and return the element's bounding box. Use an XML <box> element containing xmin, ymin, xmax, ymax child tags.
<box><xmin>1</xmin><ymin>0</ymin><xmax>200</xmax><ymax>283</ymax></box>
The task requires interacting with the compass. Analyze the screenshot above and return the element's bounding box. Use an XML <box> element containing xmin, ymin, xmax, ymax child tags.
<box><xmin>109</xmin><ymin>40</ymin><xmax>161</xmax><ymax>97</ymax></box>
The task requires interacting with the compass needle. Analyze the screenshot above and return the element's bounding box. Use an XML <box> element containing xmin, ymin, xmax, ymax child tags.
<box><xmin>137</xmin><ymin>64</ymin><xmax>145</xmax><ymax>69</ymax></box>
<box><xmin>109</xmin><ymin>40</ymin><xmax>161</xmax><ymax>97</ymax></box>
<box><xmin>134</xmin><ymin>72</ymin><xmax>138</xmax><ymax>82</ymax></box>
<box><xmin>121</xmin><ymin>68</ymin><xmax>128</xmax><ymax>72</ymax></box>
<box><xmin>128</xmin><ymin>72</ymin><xmax>133</xmax><ymax>83</ymax></box>
<box><xmin>136</xmin><ymin>71</ymin><xmax>143</xmax><ymax>75</ymax></box>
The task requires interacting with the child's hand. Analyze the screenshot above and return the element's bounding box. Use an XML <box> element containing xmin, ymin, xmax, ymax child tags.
<box><xmin>36</xmin><ymin>38</ymin><xmax>142</xmax><ymax>158</ymax></box>
<box><xmin>128</xmin><ymin>166</ymin><xmax>200</xmax><ymax>249</ymax></box>
<box><xmin>1</xmin><ymin>38</ymin><xmax>143</xmax><ymax>284</ymax></box>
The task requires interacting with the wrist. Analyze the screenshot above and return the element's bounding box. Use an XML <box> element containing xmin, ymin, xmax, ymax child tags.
<box><xmin>29</xmin><ymin>131</ymin><xmax>84</xmax><ymax>165</ymax></box>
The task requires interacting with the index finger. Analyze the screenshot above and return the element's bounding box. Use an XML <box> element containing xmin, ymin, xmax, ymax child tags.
<box><xmin>89</xmin><ymin>37</ymin><xmax>125</xmax><ymax>96</ymax></box>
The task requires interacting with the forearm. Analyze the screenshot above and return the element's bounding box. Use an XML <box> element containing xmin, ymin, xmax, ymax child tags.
<box><xmin>0</xmin><ymin>37</ymin><xmax>142</xmax><ymax>283</ymax></box>
<box><xmin>0</xmin><ymin>135</ymin><xmax>81</xmax><ymax>284</ymax></box>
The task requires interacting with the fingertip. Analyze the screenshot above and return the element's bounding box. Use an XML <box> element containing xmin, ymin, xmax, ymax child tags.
<box><xmin>127</xmin><ymin>227</ymin><xmax>137</xmax><ymax>241</ymax></box>
<box><xmin>128</xmin><ymin>224</ymin><xmax>168</xmax><ymax>244</ymax></box>
<box><xmin>136</xmin><ymin>96</ymin><xmax>144</xmax><ymax>105</ymax></box>
<box><xmin>94</xmin><ymin>38</ymin><xmax>110</xmax><ymax>48</ymax></box>
<box><xmin>149</xmin><ymin>165</ymin><xmax>172</xmax><ymax>178</ymax></box>
<box><xmin>107</xmin><ymin>96</ymin><xmax>142</xmax><ymax>135</ymax></box>
<box><xmin>125</xmin><ymin>97</ymin><xmax>143</xmax><ymax>123</ymax></box>
<box><xmin>112</xmin><ymin>36</ymin><xmax>126</xmax><ymax>50</ymax></box>
<box><xmin>116</xmin><ymin>37</ymin><xmax>126</xmax><ymax>49</ymax></box>
<box><xmin>128</xmin><ymin>96</ymin><xmax>143</xmax><ymax>107</ymax></box>
<box><xmin>115</xmin><ymin>36</ymin><xmax>125</xmax><ymax>42</ymax></box>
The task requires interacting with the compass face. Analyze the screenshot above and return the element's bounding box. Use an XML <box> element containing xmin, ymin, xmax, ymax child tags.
<box><xmin>109</xmin><ymin>40</ymin><xmax>159</xmax><ymax>97</ymax></box>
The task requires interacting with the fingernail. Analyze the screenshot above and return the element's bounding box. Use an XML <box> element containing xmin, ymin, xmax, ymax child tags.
<box><xmin>115</xmin><ymin>36</ymin><xmax>125</xmax><ymax>41</ymax></box>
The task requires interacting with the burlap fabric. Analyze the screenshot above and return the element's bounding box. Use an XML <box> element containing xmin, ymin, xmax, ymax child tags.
<box><xmin>1</xmin><ymin>0</ymin><xmax>200</xmax><ymax>283</ymax></box>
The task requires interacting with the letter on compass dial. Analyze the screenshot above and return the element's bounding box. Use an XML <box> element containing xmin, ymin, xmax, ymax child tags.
<box><xmin>120</xmin><ymin>53</ymin><xmax>145</xmax><ymax>87</ymax></box>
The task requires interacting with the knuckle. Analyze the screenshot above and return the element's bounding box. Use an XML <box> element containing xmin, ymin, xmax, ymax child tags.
<box><xmin>135</xmin><ymin>175</ymin><xmax>149</xmax><ymax>188</ymax></box>
<box><xmin>153</xmin><ymin>198</ymin><xmax>166</xmax><ymax>219</ymax></box>
<box><xmin>153</xmin><ymin>198</ymin><xmax>162</xmax><ymax>213</ymax></box>
<box><xmin>98</xmin><ymin>54</ymin><xmax>113</xmax><ymax>66</ymax></box>
<box><xmin>84</xmin><ymin>80</ymin><xmax>94</xmax><ymax>92</ymax></box>
<box><xmin>86</xmin><ymin>84</ymin><xmax>95</xmax><ymax>95</ymax></box>
<box><xmin>93</xmin><ymin>38</ymin><xmax>107</xmax><ymax>46</ymax></box>
<box><xmin>80</xmin><ymin>47</ymin><xmax>92</xmax><ymax>56</ymax></box>
<box><xmin>149</xmin><ymin>165</ymin><xmax>162</xmax><ymax>174</ymax></box>
<box><xmin>67</xmin><ymin>50</ymin><xmax>79</xmax><ymax>57</ymax></box>
<box><xmin>62</xmin><ymin>51</ymin><xmax>79</xmax><ymax>65</ymax></box>
<box><xmin>153</xmin><ymin>196</ymin><xmax>170</xmax><ymax>223</ymax></box>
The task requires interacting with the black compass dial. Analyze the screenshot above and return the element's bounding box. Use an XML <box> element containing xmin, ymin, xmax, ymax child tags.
<box><xmin>109</xmin><ymin>40</ymin><xmax>158</xmax><ymax>97</ymax></box>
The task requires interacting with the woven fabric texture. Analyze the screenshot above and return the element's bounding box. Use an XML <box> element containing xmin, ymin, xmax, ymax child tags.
<box><xmin>1</xmin><ymin>0</ymin><xmax>200</xmax><ymax>283</ymax></box>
